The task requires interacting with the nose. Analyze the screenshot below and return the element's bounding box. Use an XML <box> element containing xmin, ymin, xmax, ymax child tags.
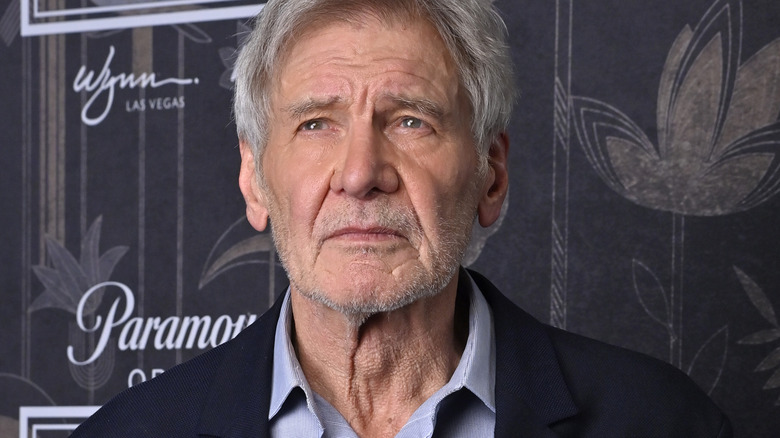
<box><xmin>330</xmin><ymin>123</ymin><xmax>399</xmax><ymax>198</ymax></box>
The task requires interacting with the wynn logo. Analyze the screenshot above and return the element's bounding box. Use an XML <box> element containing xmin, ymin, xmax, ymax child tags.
<box><xmin>73</xmin><ymin>46</ymin><xmax>198</xmax><ymax>126</ymax></box>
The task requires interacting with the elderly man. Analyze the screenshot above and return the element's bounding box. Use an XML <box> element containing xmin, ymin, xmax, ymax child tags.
<box><xmin>72</xmin><ymin>0</ymin><xmax>731</xmax><ymax>437</ymax></box>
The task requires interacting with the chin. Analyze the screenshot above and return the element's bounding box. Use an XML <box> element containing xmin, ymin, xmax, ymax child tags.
<box><xmin>299</xmin><ymin>266</ymin><xmax>453</xmax><ymax>317</ymax></box>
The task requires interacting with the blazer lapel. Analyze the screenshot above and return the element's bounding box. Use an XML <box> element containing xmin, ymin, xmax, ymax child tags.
<box><xmin>196</xmin><ymin>293</ymin><xmax>286</xmax><ymax>438</ymax></box>
<box><xmin>469</xmin><ymin>270</ymin><xmax>579</xmax><ymax>437</ymax></box>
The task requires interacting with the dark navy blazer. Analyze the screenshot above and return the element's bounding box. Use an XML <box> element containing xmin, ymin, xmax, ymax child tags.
<box><xmin>71</xmin><ymin>270</ymin><xmax>731</xmax><ymax>437</ymax></box>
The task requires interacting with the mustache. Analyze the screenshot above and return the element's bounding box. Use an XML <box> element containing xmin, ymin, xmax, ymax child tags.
<box><xmin>314</xmin><ymin>201</ymin><xmax>423</xmax><ymax>244</ymax></box>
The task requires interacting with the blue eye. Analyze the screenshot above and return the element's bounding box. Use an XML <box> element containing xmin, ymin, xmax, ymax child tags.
<box><xmin>300</xmin><ymin>120</ymin><xmax>327</xmax><ymax>131</ymax></box>
<box><xmin>401</xmin><ymin>117</ymin><xmax>423</xmax><ymax>129</ymax></box>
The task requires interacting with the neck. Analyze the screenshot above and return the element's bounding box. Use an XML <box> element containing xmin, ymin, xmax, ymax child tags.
<box><xmin>289</xmin><ymin>274</ymin><xmax>467</xmax><ymax>438</ymax></box>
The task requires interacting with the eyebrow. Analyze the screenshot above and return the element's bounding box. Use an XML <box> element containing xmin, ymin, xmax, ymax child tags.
<box><xmin>382</xmin><ymin>94</ymin><xmax>445</xmax><ymax>121</ymax></box>
<box><xmin>282</xmin><ymin>96</ymin><xmax>344</xmax><ymax>120</ymax></box>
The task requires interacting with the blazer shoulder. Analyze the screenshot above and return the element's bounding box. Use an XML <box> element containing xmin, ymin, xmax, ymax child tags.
<box><xmin>468</xmin><ymin>269</ymin><xmax>731</xmax><ymax>437</ymax></box>
<box><xmin>546</xmin><ymin>326</ymin><xmax>732</xmax><ymax>437</ymax></box>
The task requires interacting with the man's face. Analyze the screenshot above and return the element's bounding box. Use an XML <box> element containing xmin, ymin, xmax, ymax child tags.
<box><xmin>246</xmin><ymin>16</ymin><xmax>495</xmax><ymax>316</ymax></box>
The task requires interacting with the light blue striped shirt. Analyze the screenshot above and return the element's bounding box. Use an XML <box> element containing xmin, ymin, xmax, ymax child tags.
<box><xmin>268</xmin><ymin>272</ymin><xmax>496</xmax><ymax>437</ymax></box>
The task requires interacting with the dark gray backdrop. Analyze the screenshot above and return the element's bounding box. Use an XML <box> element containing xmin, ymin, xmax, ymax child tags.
<box><xmin>1</xmin><ymin>0</ymin><xmax>778</xmax><ymax>436</ymax></box>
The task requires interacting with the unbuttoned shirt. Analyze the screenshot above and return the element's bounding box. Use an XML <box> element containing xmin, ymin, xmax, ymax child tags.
<box><xmin>268</xmin><ymin>273</ymin><xmax>497</xmax><ymax>437</ymax></box>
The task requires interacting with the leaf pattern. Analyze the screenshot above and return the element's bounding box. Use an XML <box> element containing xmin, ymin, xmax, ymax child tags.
<box><xmin>30</xmin><ymin>216</ymin><xmax>128</xmax><ymax>315</ymax></box>
<box><xmin>29</xmin><ymin>266</ymin><xmax>76</xmax><ymax>312</ymax></box>
<box><xmin>200</xmin><ymin>234</ymin><xmax>274</xmax><ymax>288</ymax></box>
<box><xmin>80</xmin><ymin>217</ymin><xmax>102</xmax><ymax>288</ymax></box>
<box><xmin>735</xmin><ymin>266</ymin><xmax>778</xmax><ymax>326</ymax></box>
<box><xmin>46</xmin><ymin>237</ymin><xmax>89</xmax><ymax>301</ymax></box>
<box><xmin>631</xmin><ymin>259</ymin><xmax>671</xmax><ymax>330</ymax></box>
<box><xmin>687</xmin><ymin>326</ymin><xmax>729</xmax><ymax>395</ymax></box>
<box><xmin>734</xmin><ymin>265</ymin><xmax>780</xmax><ymax>402</ymax></box>
<box><xmin>739</xmin><ymin>329</ymin><xmax>780</xmax><ymax>345</ymax></box>
<box><xmin>763</xmin><ymin>367</ymin><xmax>780</xmax><ymax>390</ymax></box>
<box><xmin>199</xmin><ymin>217</ymin><xmax>276</xmax><ymax>289</ymax></box>
<box><xmin>756</xmin><ymin>346</ymin><xmax>780</xmax><ymax>372</ymax></box>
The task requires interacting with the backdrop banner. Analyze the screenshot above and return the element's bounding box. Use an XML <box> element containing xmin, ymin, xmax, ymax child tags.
<box><xmin>1</xmin><ymin>0</ymin><xmax>778</xmax><ymax>436</ymax></box>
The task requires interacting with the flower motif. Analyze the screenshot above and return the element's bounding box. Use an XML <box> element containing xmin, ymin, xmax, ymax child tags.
<box><xmin>572</xmin><ymin>0</ymin><xmax>780</xmax><ymax>216</ymax></box>
<box><xmin>30</xmin><ymin>216</ymin><xmax>128</xmax><ymax>316</ymax></box>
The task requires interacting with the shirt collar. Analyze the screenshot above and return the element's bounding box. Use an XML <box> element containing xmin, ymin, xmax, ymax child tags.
<box><xmin>268</xmin><ymin>270</ymin><xmax>496</xmax><ymax>420</ymax></box>
<box><xmin>268</xmin><ymin>289</ymin><xmax>322</xmax><ymax>424</ymax></box>
<box><xmin>455</xmin><ymin>270</ymin><xmax>496</xmax><ymax>411</ymax></box>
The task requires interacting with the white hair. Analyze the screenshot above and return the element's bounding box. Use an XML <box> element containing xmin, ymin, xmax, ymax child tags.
<box><xmin>233</xmin><ymin>0</ymin><xmax>517</xmax><ymax>175</ymax></box>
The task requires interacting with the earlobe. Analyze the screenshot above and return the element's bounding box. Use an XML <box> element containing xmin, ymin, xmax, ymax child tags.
<box><xmin>238</xmin><ymin>140</ymin><xmax>270</xmax><ymax>232</ymax></box>
<box><xmin>477</xmin><ymin>133</ymin><xmax>509</xmax><ymax>227</ymax></box>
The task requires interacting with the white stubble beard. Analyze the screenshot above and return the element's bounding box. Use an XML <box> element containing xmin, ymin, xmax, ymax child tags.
<box><xmin>261</xmin><ymin>170</ymin><xmax>484</xmax><ymax>327</ymax></box>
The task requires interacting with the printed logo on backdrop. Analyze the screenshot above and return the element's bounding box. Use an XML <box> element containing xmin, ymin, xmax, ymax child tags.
<box><xmin>73</xmin><ymin>45</ymin><xmax>197</xmax><ymax>126</ymax></box>
<box><xmin>29</xmin><ymin>217</ymin><xmax>259</xmax><ymax>391</ymax></box>
<box><xmin>20</xmin><ymin>0</ymin><xmax>264</xmax><ymax>36</ymax></box>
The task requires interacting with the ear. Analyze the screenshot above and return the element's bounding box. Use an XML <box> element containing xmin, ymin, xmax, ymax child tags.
<box><xmin>238</xmin><ymin>140</ymin><xmax>270</xmax><ymax>232</ymax></box>
<box><xmin>477</xmin><ymin>132</ymin><xmax>509</xmax><ymax>227</ymax></box>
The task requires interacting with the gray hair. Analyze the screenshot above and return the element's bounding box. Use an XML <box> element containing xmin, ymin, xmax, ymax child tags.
<box><xmin>233</xmin><ymin>0</ymin><xmax>516</xmax><ymax>170</ymax></box>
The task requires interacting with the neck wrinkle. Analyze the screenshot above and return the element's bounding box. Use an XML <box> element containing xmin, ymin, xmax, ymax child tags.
<box><xmin>289</xmin><ymin>273</ymin><xmax>466</xmax><ymax>436</ymax></box>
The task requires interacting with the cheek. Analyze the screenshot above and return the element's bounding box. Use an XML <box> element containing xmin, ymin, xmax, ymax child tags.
<box><xmin>414</xmin><ymin>146</ymin><xmax>481</xmax><ymax>197</ymax></box>
<box><xmin>291</xmin><ymin>176</ymin><xmax>329</xmax><ymax>226</ymax></box>
<box><xmin>266</xmin><ymin>155</ymin><xmax>331</xmax><ymax>235</ymax></box>
<box><xmin>405</xmin><ymin>163</ymin><xmax>478</xmax><ymax>230</ymax></box>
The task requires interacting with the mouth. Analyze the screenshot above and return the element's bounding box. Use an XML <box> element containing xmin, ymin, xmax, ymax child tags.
<box><xmin>326</xmin><ymin>226</ymin><xmax>406</xmax><ymax>242</ymax></box>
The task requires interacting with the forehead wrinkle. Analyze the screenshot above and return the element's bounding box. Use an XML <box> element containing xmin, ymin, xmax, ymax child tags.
<box><xmin>277</xmin><ymin>20</ymin><xmax>460</xmax><ymax>123</ymax></box>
